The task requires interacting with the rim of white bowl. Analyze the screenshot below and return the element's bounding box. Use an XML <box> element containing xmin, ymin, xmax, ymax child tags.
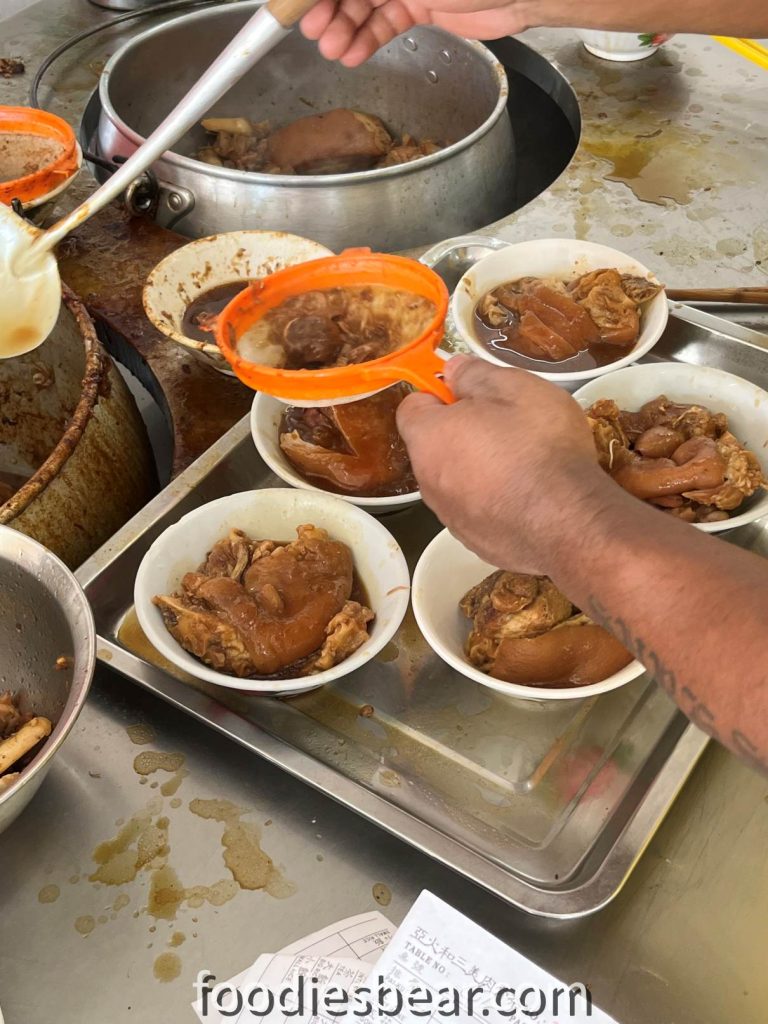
<box><xmin>412</xmin><ymin>529</ymin><xmax>645</xmax><ymax>701</ymax></box>
<box><xmin>133</xmin><ymin>489</ymin><xmax>411</xmax><ymax>692</ymax></box>
<box><xmin>142</xmin><ymin>229</ymin><xmax>333</xmax><ymax>354</ymax></box>
<box><xmin>250</xmin><ymin>393</ymin><xmax>422</xmax><ymax>511</ymax></box>
<box><xmin>572</xmin><ymin>361</ymin><xmax>768</xmax><ymax>534</ymax></box>
<box><xmin>450</xmin><ymin>238</ymin><xmax>669</xmax><ymax>383</ymax></box>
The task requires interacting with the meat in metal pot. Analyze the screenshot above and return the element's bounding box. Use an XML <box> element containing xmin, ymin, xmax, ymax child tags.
<box><xmin>94</xmin><ymin>6</ymin><xmax>513</xmax><ymax>251</ymax></box>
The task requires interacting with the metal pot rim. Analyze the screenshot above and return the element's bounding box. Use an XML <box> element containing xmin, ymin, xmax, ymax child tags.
<box><xmin>0</xmin><ymin>287</ymin><xmax>108</xmax><ymax>526</ymax></box>
<box><xmin>0</xmin><ymin>527</ymin><xmax>96</xmax><ymax>814</ymax></box>
<box><xmin>98</xmin><ymin>4</ymin><xmax>509</xmax><ymax>187</ymax></box>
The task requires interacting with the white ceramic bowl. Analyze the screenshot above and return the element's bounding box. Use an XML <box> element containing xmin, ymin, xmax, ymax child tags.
<box><xmin>142</xmin><ymin>230</ymin><xmax>332</xmax><ymax>374</ymax></box>
<box><xmin>573</xmin><ymin>362</ymin><xmax>768</xmax><ymax>533</ymax></box>
<box><xmin>451</xmin><ymin>238</ymin><xmax>668</xmax><ymax>386</ymax></box>
<box><xmin>577</xmin><ymin>31</ymin><xmax>674</xmax><ymax>62</ymax></box>
<box><xmin>134</xmin><ymin>488</ymin><xmax>410</xmax><ymax>695</ymax></box>
<box><xmin>251</xmin><ymin>392</ymin><xmax>422</xmax><ymax>516</ymax></box>
<box><xmin>413</xmin><ymin>529</ymin><xmax>645</xmax><ymax>701</ymax></box>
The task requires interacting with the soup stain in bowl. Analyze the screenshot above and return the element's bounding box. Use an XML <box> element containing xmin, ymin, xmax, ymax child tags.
<box><xmin>181</xmin><ymin>282</ymin><xmax>247</xmax><ymax>343</ymax></box>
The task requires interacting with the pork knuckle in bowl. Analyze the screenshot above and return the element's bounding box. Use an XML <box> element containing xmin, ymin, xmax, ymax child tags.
<box><xmin>134</xmin><ymin>489</ymin><xmax>410</xmax><ymax>695</ymax></box>
<box><xmin>251</xmin><ymin>389</ymin><xmax>421</xmax><ymax>515</ymax></box>
<box><xmin>573</xmin><ymin>362</ymin><xmax>768</xmax><ymax>532</ymax></box>
<box><xmin>413</xmin><ymin>529</ymin><xmax>645</xmax><ymax>701</ymax></box>
<box><xmin>451</xmin><ymin>238</ymin><xmax>668</xmax><ymax>386</ymax></box>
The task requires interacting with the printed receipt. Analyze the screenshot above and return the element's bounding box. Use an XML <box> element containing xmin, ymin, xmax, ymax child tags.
<box><xmin>359</xmin><ymin>891</ymin><xmax>617</xmax><ymax>1024</ymax></box>
<box><xmin>192</xmin><ymin>911</ymin><xmax>395</xmax><ymax>1024</ymax></box>
<box><xmin>193</xmin><ymin>895</ymin><xmax>617</xmax><ymax>1024</ymax></box>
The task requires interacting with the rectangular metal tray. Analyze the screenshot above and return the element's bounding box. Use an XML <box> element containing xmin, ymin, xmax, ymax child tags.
<box><xmin>76</xmin><ymin>240</ymin><xmax>768</xmax><ymax>919</ymax></box>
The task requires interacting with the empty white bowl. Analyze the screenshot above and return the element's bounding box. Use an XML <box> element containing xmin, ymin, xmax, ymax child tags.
<box><xmin>250</xmin><ymin>392</ymin><xmax>421</xmax><ymax>516</ymax></box>
<box><xmin>451</xmin><ymin>238</ymin><xmax>668</xmax><ymax>386</ymax></box>
<box><xmin>577</xmin><ymin>31</ymin><xmax>674</xmax><ymax>62</ymax></box>
<box><xmin>413</xmin><ymin>529</ymin><xmax>645</xmax><ymax>701</ymax></box>
<box><xmin>142</xmin><ymin>230</ymin><xmax>332</xmax><ymax>374</ymax></box>
<box><xmin>573</xmin><ymin>362</ymin><xmax>768</xmax><ymax>533</ymax></box>
<box><xmin>134</xmin><ymin>488</ymin><xmax>410</xmax><ymax>695</ymax></box>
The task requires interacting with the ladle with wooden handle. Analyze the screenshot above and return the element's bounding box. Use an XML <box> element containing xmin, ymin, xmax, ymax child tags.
<box><xmin>0</xmin><ymin>0</ymin><xmax>317</xmax><ymax>359</ymax></box>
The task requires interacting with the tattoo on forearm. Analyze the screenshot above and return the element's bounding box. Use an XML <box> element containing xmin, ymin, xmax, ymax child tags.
<box><xmin>586</xmin><ymin>596</ymin><xmax>768</xmax><ymax>774</ymax></box>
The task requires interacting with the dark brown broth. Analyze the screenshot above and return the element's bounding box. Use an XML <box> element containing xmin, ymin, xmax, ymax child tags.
<box><xmin>181</xmin><ymin>282</ymin><xmax>248</xmax><ymax>343</ymax></box>
<box><xmin>472</xmin><ymin>311</ymin><xmax>626</xmax><ymax>373</ymax></box>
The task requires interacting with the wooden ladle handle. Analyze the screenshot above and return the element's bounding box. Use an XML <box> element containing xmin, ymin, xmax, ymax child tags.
<box><xmin>267</xmin><ymin>0</ymin><xmax>318</xmax><ymax>27</ymax></box>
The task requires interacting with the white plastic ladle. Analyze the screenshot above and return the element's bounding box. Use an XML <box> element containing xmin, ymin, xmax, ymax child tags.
<box><xmin>0</xmin><ymin>0</ymin><xmax>316</xmax><ymax>359</ymax></box>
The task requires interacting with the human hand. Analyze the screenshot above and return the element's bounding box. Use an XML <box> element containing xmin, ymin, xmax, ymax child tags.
<box><xmin>396</xmin><ymin>356</ymin><xmax>612</xmax><ymax>574</ymax></box>
<box><xmin>300</xmin><ymin>0</ymin><xmax>531</xmax><ymax>67</ymax></box>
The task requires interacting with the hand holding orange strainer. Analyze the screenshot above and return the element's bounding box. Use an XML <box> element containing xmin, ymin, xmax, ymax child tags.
<box><xmin>215</xmin><ymin>249</ymin><xmax>454</xmax><ymax>405</ymax></box>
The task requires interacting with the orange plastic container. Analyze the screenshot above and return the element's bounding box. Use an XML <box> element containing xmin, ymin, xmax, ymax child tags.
<box><xmin>0</xmin><ymin>106</ymin><xmax>80</xmax><ymax>207</ymax></box>
<box><xmin>215</xmin><ymin>250</ymin><xmax>453</xmax><ymax>404</ymax></box>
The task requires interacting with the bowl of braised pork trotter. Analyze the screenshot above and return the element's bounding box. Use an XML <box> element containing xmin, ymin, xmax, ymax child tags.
<box><xmin>451</xmin><ymin>238</ymin><xmax>668</xmax><ymax>385</ymax></box>
<box><xmin>133</xmin><ymin>488</ymin><xmax>410</xmax><ymax>695</ymax></box>
<box><xmin>413</xmin><ymin>529</ymin><xmax>645</xmax><ymax>700</ymax></box>
<box><xmin>573</xmin><ymin>362</ymin><xmax>768</xmax><ymax>532</ymax></box>
<box><xmin>251</xmin><ymin>386</ymin><xmax>420</xmax><ymax>515</ymax></box>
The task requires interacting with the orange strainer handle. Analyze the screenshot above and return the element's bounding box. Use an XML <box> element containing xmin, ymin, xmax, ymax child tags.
<box><xmin>398</xmin><ymin>346</ymin><xmax>456</xmax><ymax>403</ymax></box>
<box><xmin>357</xmin><ymin>347</ymin><xmax>455</xmax><ymax>404</ymax></box>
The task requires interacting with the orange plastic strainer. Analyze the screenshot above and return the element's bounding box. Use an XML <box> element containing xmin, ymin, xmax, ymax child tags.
<box><xmin>215</xmin><ymin>249</ymin><xmax>453</xmax><ymax>404</ymax></box>
<box><xmin>0</xmin><ymin>107</ymin><xmax>79</xmax><ymax>207</ymax></box>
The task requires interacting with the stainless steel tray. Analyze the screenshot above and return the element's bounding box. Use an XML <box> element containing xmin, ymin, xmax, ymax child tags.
<box><xmin>76</xmin><ymin>238</ymin><xmax>768</xmax><ymax>919</ymax></box>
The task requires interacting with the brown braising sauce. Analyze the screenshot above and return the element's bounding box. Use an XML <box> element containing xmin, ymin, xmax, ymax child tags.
<box><xmin>181</xmin><ymin>282</ymin><xmax>247</xmax><ymax>342</ymax></box>
<box><xmin>473</xmin><ymin>311</ymin><xmax>622</xmax><ymax>373</ymax></box>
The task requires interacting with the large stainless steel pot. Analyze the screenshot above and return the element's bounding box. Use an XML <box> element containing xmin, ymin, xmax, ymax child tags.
<box><xmin>0</xmin><ymin>287</ymin><xmax>156</xmax><ymax>569</ymax></box>
<box><xmin>95</xmin><ymin>4</ymin><xmax>513</xmax><ymax>251</ymax></box>
<box><xmin>0</xmin><ymin>527</ymin><xmax>95</xmax><ymax>836</ymax></box>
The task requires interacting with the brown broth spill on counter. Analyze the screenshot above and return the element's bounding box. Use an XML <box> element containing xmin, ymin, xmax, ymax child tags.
<box><xmin>75</xmin><ymin>915</ymin><xmax>95</xmax><ymax>936</ymax></box>
<box><xmin>50</xmin><ymin>708</ymin><xmax>297</xmax><ymax>963</ymax></box>
<box><xmin>160</xmin><ymin>768</ymin><xmax>190</xmax><ymax>797</ymax></box>
<box><xmin>372</xmin><ymin>882</ymin><xmax>392</xmax><ymax>907</ymax></box>
<box><xmin>89</xmin><ymin>804</ymin><xmax>170</xmax><ymax>885</ymax></box>
<box><xmin>118</xmin><ymin>607</ymin><xmax>197</xmax><ymax>683</ymax></box>
<box><xmin>153</xmin><ymin>951</ymin><xmax>181</xmax><ymax>983</ymax></box>
<box><xmin>374</xmin><ymin>641</ymin><xmax>399</xmax><ymax>663</ymax></box>
<box><xmin>133</xmin><ymin>751</ymin><xmax>186</xmax><ymax>777</ymax></box>
<box><xmin>181</xmin><ymin>282</ymin><xmax>247</xmax><ymax>342</ymax></box>
<box><xmin>189</xmin><ymin>798</ymin><xmax>295</xmax><ymax>898</ymax></box>
<box><xmin>473</xmin><ymin>310</ymin><xmax>624</xmax><ymax>373</ymax></box>
<box><xmin>126</xmin><ymin>723</ymin><xmax>156</xmax><ymax>746</ymax></box>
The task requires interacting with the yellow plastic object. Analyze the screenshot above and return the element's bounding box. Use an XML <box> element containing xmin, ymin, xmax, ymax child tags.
<box><xmin>215</xmin><ymin>249</ymin><xmax>453</xmax><ymax>403</ymax></box>
<box><xmin>712</xmin><ymin>37</ymin><xmax>768</xmax><ymax>71</ymax></box>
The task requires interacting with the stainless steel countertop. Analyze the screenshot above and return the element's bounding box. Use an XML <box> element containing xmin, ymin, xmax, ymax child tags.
<box><xmin>1</xmin><ymin>5</ymin><xmax>768</xmax><ymax>1022</ymax></box>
